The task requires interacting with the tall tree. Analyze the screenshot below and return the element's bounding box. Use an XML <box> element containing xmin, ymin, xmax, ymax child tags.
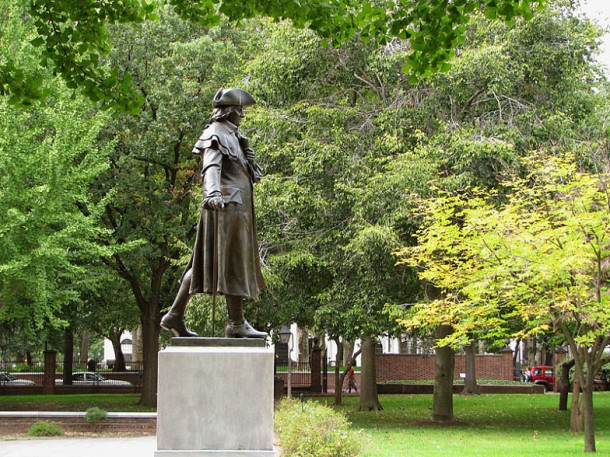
<box><xmin>0</xmin><ymin>90</ymin><xmax>120</xmax><ymax>337</ymax></box>
<box><xmin>396</xmin><ymin>154</ymin><xmax>610</xmax><ymax>452</ymax></box>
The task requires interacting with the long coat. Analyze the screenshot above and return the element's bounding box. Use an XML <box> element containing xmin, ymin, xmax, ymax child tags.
<box><xmin>182</xmin><ymin>120</ymin><xmax>265</xmax><ymax>300</ymax></box>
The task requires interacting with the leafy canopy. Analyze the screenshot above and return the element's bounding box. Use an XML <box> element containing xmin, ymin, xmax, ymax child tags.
<box><xmin>1</xmin><ymin>0</ymin><xmax>545</xmax><ymax>111</ymax></box>
<box><xmin>395</xmin><ymin>153</ymin><xmax>610</xmax><ymax>353</ymax></box>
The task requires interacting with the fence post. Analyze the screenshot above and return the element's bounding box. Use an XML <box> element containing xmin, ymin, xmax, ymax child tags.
<box><xmin>43</xmin><ymin>350</ymin><xmax>56</xmax><ymax>394</ymax></box>
<box><xmin>310</xmin><ymin>344</ymin><xmax>322</xmax><ymax>393</ymax></box>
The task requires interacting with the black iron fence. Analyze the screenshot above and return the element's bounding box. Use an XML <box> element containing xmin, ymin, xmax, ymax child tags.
<box><xmin>0</xmin><ymin>360</ymin><xmax>143</xmax><ymax>388</ymax></box>
<box><xmin>274</xmin><ymin>361</ymin><xmax>312</xmax><ymax>386</ymax></box>
<box><xmin>0</xmin><ymin>360</ymin><xmax>44</xmax><ymax>386</ymax></box>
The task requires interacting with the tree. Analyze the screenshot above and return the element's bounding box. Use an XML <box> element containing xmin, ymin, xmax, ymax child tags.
<box><xmin>81</xmin><ymin>268</ymin><xmax>141</xmax><ymax>372</ymax></box>
<box><xmin>0</xmin><ymin>89</ymin><xmax>122</xmax><ymax>336</ymax></box>
<box><xmin>4</xmin><ymin>0</ymin><xmax>544</xmax><ymax>110</ymax></box>
<box><xmin>396</xmin><ymin>154</ymin><xmax>610</xmax><ymax>452</ymax></box>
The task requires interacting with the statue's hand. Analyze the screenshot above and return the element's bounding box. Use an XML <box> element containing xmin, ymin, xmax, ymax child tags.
<box><xmin>243</xmin><ymin>147</ymin><xmax>255</xmax><ymax>163</ymax></box>
<box><xmin>203</xmin><ymin>196</ymin><xmax>225</xmax><ymax>210</ymax></box>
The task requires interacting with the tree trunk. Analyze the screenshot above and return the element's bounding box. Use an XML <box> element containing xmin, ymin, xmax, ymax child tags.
<box><xmin>559</xmin><ymin>359</ymin><xmax>575</xmax><ymax>411</ymax></box>
<box><xmin>462</xmin><ymin>340</ymin><xmax>479</xmax><ymax>395</ymax></box>
<box><xmin>335</xmin><ymin>339</ymin><xmax>343</xmax><ymax>368</ymax></box>
<box><xmin>131</xmin><ymin>325</ymin><xmax>143</xmax><ymax>365</ymax></box>
<box><xmin>334</xmin><ymin>347</ymin><xmax>362</xmax><ymax>406</ymax></box>
<box><xmin>62</xmin><ymin>327</ymin><xmax>74</xmax><ymax>385</ymax></box>
<box><xmin>333</xmin><ymin>337</ymin><xmax>343</xmax><ymax>405</ymax></box>
<box><xmin>570</xmin><ymin>378</ymin><xmax>583</xmax><ymax>433</ymax></box>
<box><xmin>528</xmin><ymin>338</ymin><xmax>537</xmax><ymax>366</ymax></box>
<box><xmin>297</xmin><ymin>327</ymin><xmax>309</xmax><ymax>364</ymax></box>
<box><xmin>139</xmin><ymin>309</ymin><xmax>160</xmax><ymax>407</ymax></box>
<box><xmin>582</xmin><ymin>372</ymin><xmax>597</xmax><ymax>452</ymax></box>
<box><xmin>79</xmin><ymin>331</ymin><xmax>90</xmax><ymax>364</ymax></box>
<box><xmin>543</xmin><ymin>346</ymin><xmax>554</xmax><ymax>366</ymax></box>
<box><xmin>358</xmin><ymin>338</ymin><xmax>383</xmax><ymax>411</ymax></box>
<box><xmin>110</xmin><ymin>333</ymin><xmax>127</xmax><ymax>372</ymax></box>
<box><xmin>343</xmin><ymin>341</ymin><xmax>355</xmax><ymax>367</ymax></box>
<box><xmin>433</xmin><ymin>325</ymin><xmax>455</xmax><ymax>422</ymax></box>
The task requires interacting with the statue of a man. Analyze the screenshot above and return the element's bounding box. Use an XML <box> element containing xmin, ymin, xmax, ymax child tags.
<box><xmin>161</xmin><ymin>88</ymin><xmax>266</xmax><ymax>338</ymax></box>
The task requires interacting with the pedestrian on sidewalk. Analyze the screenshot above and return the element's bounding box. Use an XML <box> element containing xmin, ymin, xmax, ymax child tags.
<box><xmin>348</xmin><ymin>366</ymin><xmax>358</xmax><ymax>393</ymax></box>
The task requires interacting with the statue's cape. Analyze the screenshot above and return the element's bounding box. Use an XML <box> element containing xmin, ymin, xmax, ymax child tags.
<box><xmin>191</xmin><ymin>121</ymin><xmax>240</xmax><ymax>160</ymax></box>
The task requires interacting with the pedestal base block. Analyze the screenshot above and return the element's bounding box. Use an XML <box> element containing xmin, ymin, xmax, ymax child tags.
<box><xmin>155</xmin><ymin>450</ymin><xmax>275</xmax><ymax>457</ymax></box>
<box><xmin>156</xmin><ymin>340</ymin><xmax>274</xmax><ymax>456</ymax></box>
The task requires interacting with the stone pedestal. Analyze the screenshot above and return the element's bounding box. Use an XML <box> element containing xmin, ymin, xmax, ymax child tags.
<box><xmin>156</xmin><ymin>338</ymin><xmax>274</xmax><ymax>457</ymax></box>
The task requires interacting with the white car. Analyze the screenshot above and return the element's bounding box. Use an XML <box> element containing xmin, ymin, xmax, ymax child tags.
<box><xmin>0</xmin><ymin>372</ymin><xmax>36</xmax><ymax>385</ymax></box>
<box><xmin>70</xmin><ymin>371</ymin><xmax>133</xmax><ymax>386</ymax></box>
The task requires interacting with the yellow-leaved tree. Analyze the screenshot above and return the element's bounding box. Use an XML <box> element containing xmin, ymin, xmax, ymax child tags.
<box><xmin>395</xmin><ymin>153</ymin><xmax>610</xmax><ymax>453</ymax></box>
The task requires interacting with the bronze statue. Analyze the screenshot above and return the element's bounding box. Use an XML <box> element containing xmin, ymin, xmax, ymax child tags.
<box><xmin>161</xmin><ymin>88</ymin><xmax>266</xmax><ymax>338</ymax></box>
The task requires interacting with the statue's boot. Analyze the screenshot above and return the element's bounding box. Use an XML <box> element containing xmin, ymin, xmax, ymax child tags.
<box><xmin>225</xmin><ymin>295</ymin><xmax>267</xmax><ymax>338</ymax></box>
<box><xmin>225</xmin><ymin>320</ymin><xmax>267</xmax><ymax>338</ymax></box>
<box><xmin>160</xmin><ymin>313</ymin><xmax>198</xmax><ymax>338</ymax></box>
<box><xmin>160</xmin><ymin>269</ymin><xmax>197</xmax><ymax>337</ymax></box>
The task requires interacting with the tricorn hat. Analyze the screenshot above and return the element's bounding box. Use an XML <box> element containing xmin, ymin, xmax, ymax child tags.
<box><xmin>212</xmin><ymin>88</ymin><xmax>256</xmax><ymax>107</ymax></box>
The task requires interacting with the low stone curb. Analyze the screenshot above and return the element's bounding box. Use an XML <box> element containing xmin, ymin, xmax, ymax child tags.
<box><xmin>0</xmin><ymin>411</ymin><xmax>157</xmax><ymax>435</ymax></box>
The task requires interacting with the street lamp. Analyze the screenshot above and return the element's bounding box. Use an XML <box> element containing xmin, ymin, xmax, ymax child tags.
<box><xmin>278</xmin><ymin>325</ymin><xmax>293</xmax><ymax>399</ymax></box>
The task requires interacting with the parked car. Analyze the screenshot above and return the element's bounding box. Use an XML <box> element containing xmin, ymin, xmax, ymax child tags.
<box><xmin>0</xmin><ymin>372</ymin><xmax>35</xmax><ymax>385</ymax></box>
<box><xmin>530</xmin><ymin>365</ymin><xmax>554</xmax><ymax>391</ymax></box>
<box><xmin>56</xmin><ymin>372</ymin><xmax>133</xmax><ymax>386</ymax></box>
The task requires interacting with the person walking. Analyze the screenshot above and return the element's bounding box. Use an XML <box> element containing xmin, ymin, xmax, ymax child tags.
<box><xmin>348</xmin><ymin>365</ymin><xmax>358</xmax><ymax>393</ymax></box>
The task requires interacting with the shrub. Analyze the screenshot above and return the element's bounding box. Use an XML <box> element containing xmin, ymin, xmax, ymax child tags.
<box><xmin>12</xmin><ymin>363</ymin><xmax>38</xmax><ymax>373</ymax></box>
<box><xmin>274</xmin><ymin>399</ymin><xmax>363</xmax><ymax>457</ymax></box>
<box><xmin>85</xmin><ymin>407</ymin><xmax>108</xmax><ymax>423</ymax></box>
<box><xmin>27</xmin><ymin>421</ymin><xmax>64</xmax><ymax>437</ymax></box>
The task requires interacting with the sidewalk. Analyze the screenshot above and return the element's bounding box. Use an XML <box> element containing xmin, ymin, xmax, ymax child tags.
<box><xmin>0</xmin><ymin>436</ymin><xmax>157</xmax><ymax>457</ymax></box>
<box><xmin>0</xmin><ymin>436</ymin><xmax>281</xmax><ymax>457</ymax></box>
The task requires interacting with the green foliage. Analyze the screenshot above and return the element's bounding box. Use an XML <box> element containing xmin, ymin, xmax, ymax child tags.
<box><xmin>2</xmin><ymin>0</ymin><xmax>544</xmax><ymax>110</ymax></box>
<box><xmin>26</xmin><ymin>421</ymin><xmax>64</xmax><ymax>437</ymax></box>
<box><xmin>396</xmin><ymin>154</ymin><xmax>610</xmax><ymax>347</ymax></box>
<box><xmin>274</xmin><ymin>399</ymin><xmax>364</xmax><ymax>457</ymax></box>
<box><xmin>0</xmin><ymin>92</ymin><xmax>123</xmax><ymax>332</ymax></box>
<box><xmin>85</xmin><ymin>407</ymin><xmax>108</xmax><ymax>423</ymax></box>
<box><xmin>10</xmin><ymin>364</ymin><xmax>38</xmax><ymax>373</ymax></box>
<box><xmin>394</xmin><ymin>153</ymin><xmax>610</xmax><ymax>450</ymax></box>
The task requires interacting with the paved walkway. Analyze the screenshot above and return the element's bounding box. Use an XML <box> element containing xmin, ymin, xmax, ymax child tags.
<box><xmin>0</xmin><ymin>436</ymin><xmax>157</xmax><ymax>457</ymax></box>
<box><xmin>0</xmin><ymin>435</ymin><xmax>282</xmax><ymax>457</ymax></box>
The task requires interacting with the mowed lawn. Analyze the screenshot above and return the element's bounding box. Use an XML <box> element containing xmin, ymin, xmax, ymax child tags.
<box><xmin>324</xmin><ymin>393</ymin><xmax>610</xmax><ymax>456</ymax></box>
<box><xmin>2</xmin><ymin>392</ymin><xmax>609</xmax><ymax>455</ymax></box>
<box><xmin>0</xmin><ymin>393</ymin><xmax>151</xmax><ymax>412</ymax></box>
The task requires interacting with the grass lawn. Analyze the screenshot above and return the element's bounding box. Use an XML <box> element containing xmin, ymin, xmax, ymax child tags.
<box><xmin>2</xmin><ymin>392</ymin><xmax>609</xmax><ymax>455</ymax></box>
<box><xmin>322</xmin><ymin>393</ymin><xmax>610</xmax><ymax>456</ymax></box>
<box><xmin>0</xmin><ymin>393</ymin><xmax>153</xmax><ymax>412</ymax></box>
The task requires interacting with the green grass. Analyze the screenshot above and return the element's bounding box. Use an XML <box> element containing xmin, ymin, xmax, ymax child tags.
<box><xmin>3</xmin><ymin>392</ymin><xmax>610</xmax><ymax>455</ymax></box>
<box><xmin>321</xmin><ymin>393</ymin><xmax>610</xmax><ymax>456</ymax></box>
<box><xmin>0</xmin><ymin>394</ymin><xmax>153</xmax><ymax>412</ymax></box>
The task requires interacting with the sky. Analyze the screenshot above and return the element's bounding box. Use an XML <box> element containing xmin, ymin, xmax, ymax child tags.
<box><xmin>577</xmin><ymin>0</ymin><xmax>610</xmax><ymax>72</ymax></box>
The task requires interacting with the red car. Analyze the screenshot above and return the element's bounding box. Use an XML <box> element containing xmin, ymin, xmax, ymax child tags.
<box><xmin>531</xmin><ymin>365</ymin><xmax>555</xmax><ymax>391</ymax></box>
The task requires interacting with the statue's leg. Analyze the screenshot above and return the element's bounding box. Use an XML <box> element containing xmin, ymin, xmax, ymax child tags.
<box><xmin>160</xmin><ymin>269</ymin><xmax>198</xmax><ymax>337</ymax></box>
<box><xmin>225</xmin><ymin>295</ymin><xmax>267</xmax><ymax>338</ymax></box>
